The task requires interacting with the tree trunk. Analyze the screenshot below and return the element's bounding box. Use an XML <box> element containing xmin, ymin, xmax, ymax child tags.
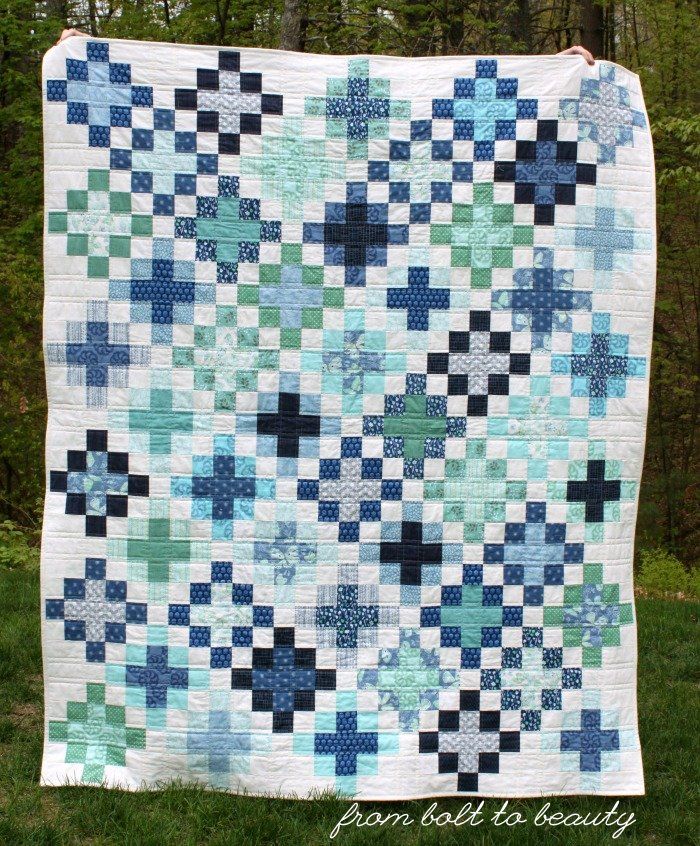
<box><xmin>580</xmin><ymin>0</ymin><xmax>605</xmax><ymax>58</ymax></box>
<box><xmin>510</xmin><ymin>0</ymin><xmax>533</xmax><ymax>53</ymax></box>
<box><xmin>442</xmin><ymin>2</ymin><xmax>464</xmax><ymax>55</ymax></box>
<box><xmin>280</xmin><ymin>0</ymin><xmax>304</xmax><ymax>52</ymax></box>
<box><xmin>87</xmin><ymin>0</ymin><xmax>98</xmax><ymax>34</ymax></box>
<box><xmin>216</xmin><ymin>0</ymin><xmax>232</xmax><ymax>43</ymax></box>
<box><xmin>605</xmin><ymin>0</ymin><xmax>616</xmax><ymax>61</ymax></box>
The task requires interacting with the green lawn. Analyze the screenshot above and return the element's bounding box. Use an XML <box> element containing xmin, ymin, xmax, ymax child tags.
<box><xmin>0</xmin><ymin>566</ymin><xmax>697</xmax><ymax>845</ymax></box>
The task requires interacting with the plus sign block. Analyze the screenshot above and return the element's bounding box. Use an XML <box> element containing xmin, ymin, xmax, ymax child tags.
<box><xmin>48</xmin><ymin>683</ymin><xmax>146</xmax><ymax>783</ymax></box>
<box><xmin>552</xmin><ymin>312</ymin><xmax>646</xmax><ymax>416</ymax></box>
<box><xmin>43</xmin><ymin>42</ymin><xmax>652</xmax><ymax>797</ymax></box>
<box><xmin>430</xmin><ymin>183</ymin><xmax>534</xmax><ymax>287</ymax></box>
<box><xmin>47</xmin><ymin>169</ymin><xmax>153</xmax><ymax>278</ymax></box>
<box><xmin>432</xmin><ymin>58</ymin><xmax>538</xmax><ymax>160</ymax></box>
<box><xmin>49</xmin><ymin>429</ymin><xmax>149</xmax><ymax>537</ymax></box>
<box><xmin>492</xmin><ymin>247</ymin><xmax>592</xmax><ymax>350</ymax></box>
<box><xmin>45</xmin><ymin>299</ymin><xmax>150</xmax><ymax>407</ymax></box>
<box><xmin>305</xmin><ymin>58</ymin><xmax>410</xmax><ymax>159</ymax></box>
<box><xmin>45</xmin><ymin>557</ymin><xmax>147</xmax><ymax>662</ymax></box>
<box><xmin>495</xmin><ymin>120</ymin><xmax>597</xmax><ymax>225</ymax></box>
<box><xmin>45</xmin><ymin>42</ymin><xmax>152</xmax><ymax>148</ymax></box>
<box><xmin>175</xmin><ymin>176</ymin><xmax>281</xmax><ymax>284</ymax></box>
<box><xmin>560</xmin><ymin>63</ymin><xmax>646</xmax><ymax>165</ymax></box>
<box><xmin>298</xmin><ymin>436</ymin><xmax>402</xmax><ymax>541</ymax></box>
<box><xmin>174</xmin><ymin>50</ymin><xmax>282</xmax><ymax>155</ymax></box>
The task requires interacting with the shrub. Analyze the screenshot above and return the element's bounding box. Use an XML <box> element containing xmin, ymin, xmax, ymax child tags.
<box><xmin>0</xmin><ymin>521</ymin><xmax>40</xmax><ymax>570</ymax></box>
<box><xmin>637</xmin><ymin>547</ymin><xmax>698</xmax><ymax>598</ymax></box>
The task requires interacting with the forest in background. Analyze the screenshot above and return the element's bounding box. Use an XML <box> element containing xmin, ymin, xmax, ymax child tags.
<box><xmin>0</xmin><ymin>0</ymin><xmax>698</xmax><ymax>572</ymax></box>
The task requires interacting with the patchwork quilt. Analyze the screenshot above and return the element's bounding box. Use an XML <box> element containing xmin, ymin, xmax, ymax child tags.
<box><xmin>41</xmin><ymin>37</ymin><xmax>654</xmax><ymax>798</ymax></box>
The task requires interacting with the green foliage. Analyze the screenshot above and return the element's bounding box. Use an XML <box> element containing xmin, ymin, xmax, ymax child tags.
<box><xmin>0</xmin><ymin>520</ymin><xmax>40</xmax><ymax>571</ymax></box>
<box><xmin>0</xmin><ymin>0</ymin><xmax>698</xmax><ymax>572</ymax></box>
<box><xmin>637</xmin><ymin>547</ymin><xmax>699</xmax><ymax>598</ymax></box>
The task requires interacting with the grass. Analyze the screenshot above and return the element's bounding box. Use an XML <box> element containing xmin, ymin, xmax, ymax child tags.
<box><xmin>0</xmin><ymin>566</ymin><xmax>697</xmax><ymax>845</ymax></box>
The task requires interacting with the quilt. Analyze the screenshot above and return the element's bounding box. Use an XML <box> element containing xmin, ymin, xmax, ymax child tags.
<box><xmin>41</xmin><ymin>37</ymin><xmax>654</xmax><ymax>798</ymax></box>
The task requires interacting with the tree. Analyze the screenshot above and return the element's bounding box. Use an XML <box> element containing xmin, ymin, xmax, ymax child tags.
<box><xmin>280</xmin><ymin>0</ymin><xmax>304</xmax><ymax>51</ymax></box>
<box><xmin>580</xmin><ymin>0</ymin><xmax>604</xmax><ymax>57</ymax></box>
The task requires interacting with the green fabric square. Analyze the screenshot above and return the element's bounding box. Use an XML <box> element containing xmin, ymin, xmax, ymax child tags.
<box><xmin>104</xmin><ymin>703</ymin><xmax>125</xmax><ymax>725</ymax></box>
<box><xmin>543</xmin><ymin>607</ymin><xmax>563</xmax><ymax>626</ymax></box>
<box><xmin>110</xmin><ymin>192</ymin><xmax>131</xmax><ymax>213</ymax></box>
<box><xmin>463</xmin><ymin>523</ymin><xmax>484</xmax><ymax>542</ymax></box>
<box><xmin>602</xmin><ymin>584</ymin><xmax>619</xmax><ymax>603</ymax></box>
<box><xmin>430</xmin><ymin>225</ymin><xmax>452</xmax><ymax>245</ymax></box>
<box><xmin>82</xmin><ymin>763</ymin><xmax>105</xmax><ymax>782</ymax></box>
<box><xmin>88</xmin><ymin>169</ymin><xmax>110</xmax><ymax>192</ymax></box>
<box><xmin>368</xmin><ymin>119</ymin><xmax>389</xmax><ymax>139</ymax></box>
<box><xmin>258</xmin><ymin>307</ymin><xmax>279</xmax><ymax>327</ymax></box>
<box><xmin>584</xmin><ymin>563</ymin><xmax>603</xmax><ymax>583</ymax></box>
<box><xmin>87</xmin><ymin>255</ymin><xmax>109</xmax><ymax>277</ymax></box>
<box><xmin>259</xmin><ymin>264</ymin><xmax>281</xmax><ymax>284</ymax></box>
<box><xmin>327</xmin><ymin>78</ymin><xmax>347</xmax><ymax>96</ymax></box>
<box><xmin>48</xmin><ymin>212</ymin><xmax>68</xmax><ymax>233</ymax></box>
<box><xmin>513</xmin><ymin>226</ymin><xmax>534</xmax><ymax>246</ymax></box>
<box><xmin>109</xmin><ymin>236</ymin><xmax>130</xmax><ymax>257</ymax></box>
<box><xmin>67</xmin><ymin>190</ymin><xmax>88</xmax><ymax>211</ymax></box>
<box><xmin>67</xmin><ymin>233</ymin><xmax>88</xmax><ymax>255</ymax></box>
<box><xmin>214</xmin><ymin>307</ymin><xmax>236</xmax><ymax>328</ymax></box>
<box><xmin>323</xmin><ymin>288</ymin><xmax>344</xmax><ymax>308</ymax></box>
<box><xmin>281</xmin><ymin>243</ymin><xmax>302</xmax><ymax>264</ymax></box>
<box><xmin>237</xmin><ymin>369</ymin><xmax>257</xmax><ymax>390</ymax></box>
<box><xmin>451</xmin><ymin>247</ymin><xmax>471</xmax><ymax>268</ymax></box>
<box><xmin>66</xmin><ymin>743</ymin><xmax>89</xmax><ymax>764</ymax></box>
<box><xmin>565</xmin><ymin>585</ymin><xmax>583</xmax><ymax>604</ymax></box>
<box><xmin>125</xmin><ymin>727</ymin><xmax>146</xmax><ymax>749</ymax></box>
<box><xmin>67</xmin><ymin>700</ymin><xmax>89</xmax><ymax>720</ymax></box>
<box><xmin>620</xmin><ymin>604</ymin><xmax>634</xmax><ymax>624</ymax></box>
<box><xmin>563</xmin><ymin>627</ymin><xmax>582</xmax><ymax>646</ymax></box>
<box><xmin>131</xmin><ymin>216</ymin><xmax>152</xmax><ymax>236</ymax></box>
<box><xmin>303</xmin><ymin>266</ymin><xmax>324</xmax><ymax>285</ymax></box>
<box><xmin>369</xmin><ymin>78</ymin><xmax>390</xmax><ymax>98</ymax></box>
<box><xmin>194</xmin><ymin>326</ymin><xmax>215</xmax><ymax>348</ymax></box>
<box><xmin>237</xmin><ymin>285</ymin><xmax>259</xmax><ymax>305</ymax></box>
<box><xmin>215</xmin><ymin>391</ymin><xmax>236</xmax><ymax>411</ymax></box>
<box><xmin>49</xmin><ymin>720</ymin><xmax>69</xmax><ymax>741</ymax></box>
<box><xmin>172</xmin><ymin>348</ymin><xmax>194</xmax><ymax>367</ymax></box>
<box><xmin>492</xmin><ymin>247</ymin><xmax>513</xmax><ymax>267</ymax></box>
<box><xmin>105</xmin><ymin>744</ymin><xmax>126</xmax><ymax>766</ymax></box>
<box><xmin>602</xmin><ymin>627</ymin><xmax>620</xmax><ymax>646</ymax></box>
<box><xmin>582</xmin><ymin>647</ymin><xmax>602</xmax><ymax>668</ymax></box>
<box><xmin>473</xmin><ymin>184</ymin><xmax>493</xmax><ymax>204</ymax></box>
<box><xmin>305</xmin><ymin>96</ymin><xmax>326</xmax><ymax>116</ymax></box>
<box><xmin>302</xmin><ymin>308</ymin><xmax>323</xmax><ymax>328</ymax></box>
<box><xmin>484</xmin><ymin>502</ymin><xmax>505</xmax><ymax>522</ymax></box>
<box><xmin>470</xmin><ymin>267</ymin><xmax>491</xmax><ymax>287</ymax></box>
<box><xmin>281</xmin><ymin>328</ymin><xmax>301</xmax><ymax>349</ymax></box>
<box><xmin>194</xmin><ymin>369</ymin><xmax>215</xmax><ymax>391</ymax></box>
<box><xmin>492</xmin><ymin>204</ymin><xmax>513</xmax><ymax>224</ymax></box>
<box><xmin>453</xmin><ymin>205</ymin><xmax>472</xmax><ymax>223</ymax></box>
<box><xmin>390</xmin><ymin>101</ymin><xmax>411</xmax><ymax>120</ymax></box>
<box><xmin>443</xmin><ymin>504</ymin><xmax>463</xmax><ymax>522</ymax></box>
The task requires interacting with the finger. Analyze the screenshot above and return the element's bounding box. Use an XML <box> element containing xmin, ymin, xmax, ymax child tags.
<box><xmin>56</xmin><ymin>28</ymin><xmax>89</xmax><ymax>45</ymax></box>
<box><xmin>578</xmin><ymin>46</ymin><xmax>595</xmax><ymax>65</ymax></box>
<box><xmin>562</xmin><ymin>45</ymin><xmax>595</xmax><ymax>65</ymax></box>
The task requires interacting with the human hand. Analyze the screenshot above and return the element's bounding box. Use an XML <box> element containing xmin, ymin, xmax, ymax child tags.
<box><xmin>556</xmin><ymin>45</ymin><xmax>595</xmax><ymax>65</ymax></box>
<box><xmin>55</xmin><ymin>28</ymin><xmax>89</xmax><ymax>45</ymax></box>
